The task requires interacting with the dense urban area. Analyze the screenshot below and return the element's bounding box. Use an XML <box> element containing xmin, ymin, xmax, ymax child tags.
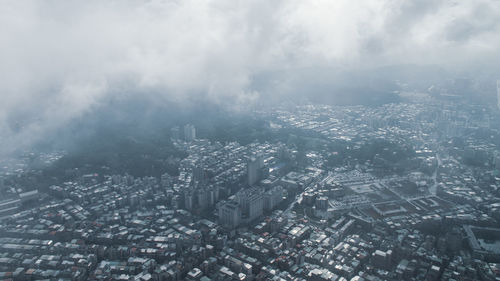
<box><xmin>2</xmin><ymin>85</ymin><xmax>500</xmax><ymax>281</ymax></box>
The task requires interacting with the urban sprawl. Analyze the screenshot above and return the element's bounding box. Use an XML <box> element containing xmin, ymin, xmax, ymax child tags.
<box><xmin>1</xmin><ymin>93</ymin><xmax>500</xmax><ymax>281</ymax></box>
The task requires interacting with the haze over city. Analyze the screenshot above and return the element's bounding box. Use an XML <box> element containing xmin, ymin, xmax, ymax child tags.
<box><xmin>1</xmin><ymin>1</ymin><xmax>500</xmax><ymax>280</ymax></box>
<box><xmin>2</xmin><ymin>0</ymin><xmax>500</xmax><ymax>154</ymax></box>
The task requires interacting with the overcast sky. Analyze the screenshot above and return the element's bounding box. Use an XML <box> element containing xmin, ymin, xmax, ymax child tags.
<box><xmin>1</xmin><ymin>0</ymin><xmax>500</xmax><ymax>154</ymax></box>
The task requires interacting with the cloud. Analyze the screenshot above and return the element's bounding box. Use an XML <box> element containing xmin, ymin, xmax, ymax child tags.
<box><xmin>0</xmin><ymin>0</ymin><xmax>500</xmax><ymax>154</ymax></box>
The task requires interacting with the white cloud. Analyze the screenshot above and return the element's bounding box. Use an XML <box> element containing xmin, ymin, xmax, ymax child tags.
<box><xmin>0</xmin><ymin>0</ymin><xmax>499</xmax><ymax>154</ymax></box>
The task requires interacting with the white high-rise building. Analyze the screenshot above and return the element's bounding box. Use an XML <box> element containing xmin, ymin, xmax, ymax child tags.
<box><xmin>236</xmin><ymin>188</ymin><xmax>263</xmax><ymax>222</ymax></box>
<box><xmin>183</xmin><ymin>124</ymin><xmax>196</xmax><ymax>142</ymax></box>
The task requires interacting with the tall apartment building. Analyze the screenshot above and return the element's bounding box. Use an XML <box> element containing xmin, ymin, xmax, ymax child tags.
<box><xmin>247</xmin><ymin>155</ymin><xmax>264</xmax><ymax>186</ymax></box>
<box><xmin>218</xmin><ymin>201</ymin><xmax>241</xmax><ymax>229</ymax></box>
<box><xmin>184</xmin><ymin>124</ymin><xmax>196</xmax><ymax>142</ymax></box>
<box><xmin>236</xmin><ymin>188</ymin><xmax>264</xmax><ymax>222</ymax></box>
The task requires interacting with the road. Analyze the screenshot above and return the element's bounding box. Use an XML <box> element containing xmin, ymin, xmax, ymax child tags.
<box><xmin>283</xmin><ymin>177</ymin><xmax>323</xmax><ymax>216</ymax></box>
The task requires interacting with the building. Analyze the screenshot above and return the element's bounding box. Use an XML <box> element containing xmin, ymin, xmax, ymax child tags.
<box><xmin>464</xmin><ymin>225</ymin><xmax>500</xmax><ymax>261</ymax></box>
<box><xmin>237</xmin><ymin>189</ymin><xmax>264</xmax><ymax>222</ymax></box>
<box><xmin>184</xmin><ymin>124</ymin><xmax>196</xmax><ymax>142</ymax></box>
<box><xmin>495</xmin><ymin>153</ymin><xmax>500</xmax><ymax>171</ymax></box>
<box><xmin>264</xmin><ymin>185</ymin><xmax>283</xmax><ymax>211</ymax></box>
<box><xmin>236</xmin><ymin>188</ymin><xmax>264</xmax><ymax>222</ymax></box>
<box><xmin>184</xmin><ymin>192</ymin><xmax>194</xmax><ymax>211</ymax></box>
<box><xmin>219</xmin><ymin>201</ymin><xmax>241</xmax><ymax>229</ymax></box>
<box><xmin>247</xmin><ymin>155</ymin><xmax>264</xmax><ymax>186</ymax></box>
<box><xmin>372</xmin><ymin>249</ymin><xmax>391</xmax><ymax>269</ymax></box>
<box><xmin>315</xmin><ymin>196</ymin><xmax>329</xmax><ymax>211</ymax></box>
<box><xmin>186</xmin><ymin>268</ymin><xmax>203</xmax><ymax>281</ymax></box>
<box><xmin>247</xmin><ymin>193</ymin><xmax>264</xmax><ymax>222</ymax></box>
